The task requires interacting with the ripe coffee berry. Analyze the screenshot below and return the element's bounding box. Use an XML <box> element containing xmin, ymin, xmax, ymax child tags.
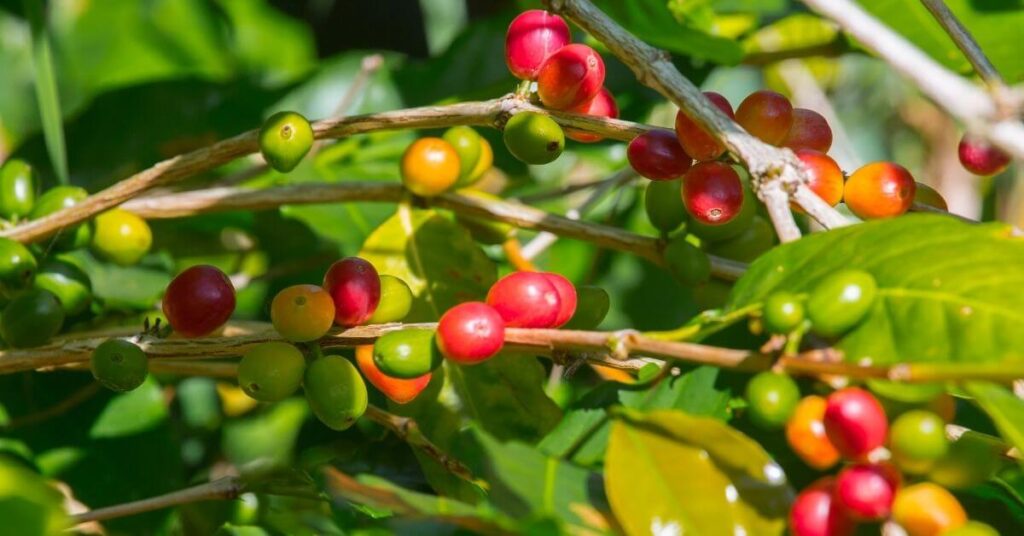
<box><xmin>844</xmin><ymin>162</ymin><xmax>916</xmax><ymax>219</ymax></box>
<box><xmin>271</xmin><ymin>284</ymin><xmax>336</xmax><ymax>342</ymax></box>
<box><xmin>536</xmin><ymin>44</ymin><xmax>605</xmax><ymax>110</ymax></box>
<box><xmin>958</xmin><ymin>134</ymin><xmax>1010</xmax><ymax>176</ymax></box>
<box><xmin>675</xmin><ymin>91</ymin><xmax>734</xmax><ymax>161</ymax></box>
<box><xmin>627</xmin><ymin>130</ymin><xmax>692</xmax><ymax>180</ymax></box>
<box><xmin>786</xmin><ymin>395</ymin><xmax>840</xmax><ymax>470</ymax></box>
<box><xmin>823</xmin><ymin>387</ymin><xmax>888</xmax><ymax>460</ymax></box>
<box><xmin>437</xmin><ymin>302</ymin><xmax>505</xmax><ymax>364</ymax></box>
<box><xmin>323</xmin><ymin>257</ymin><xmax>381</xmax><ymax>327</ymax></box>
<box><xmin>789</xmin><ymin>478</ymin><xmax>856</xmax><ymax>536</ymax></box>
<box><xmin>892</xmin><ymin>483</ymin><xmax>967</xmax><ymax>536</ymax></box>
<box><xmin>355</xmin><ymin>345</ymin><xmax>431</xmax><ymax>404</ymax></box>
<box><xmin>486</xmin><ymin>271</ymin><xmax>561</xmax><ymax>328</ymax></box>
<box><xmin>782</xmin><ymin>108</ymin><xmax>833</xmax><ymax>152</ymax></box>
<box><xmin>504</xmin><ymin>10</ymin><xmax>570</xmax><ymax>80</ymax></box>
<box><xmin>259</xmin><ymin>111</ymin><xmax>314</xmax><ymax>173</ymax></box>
<box><xmin>682</xmin><ymin>161</ymin><xmax>745</xmax><ymax>225</ymax></box>
<box><xmin>794</xmin><ymin>150</ymin><xmax>844</xmax><ymax>210</ymax></box>
<box><xmin>543</xmin><ymin>273</ymin><xmax>577</xmax><ymax>328</ymax></box>
<box><xmin>163</xmin><ymin>265</ymin><xmax>236</xmax><ymax>338</ymax></box>
<box><xmin>401</xmin><ymin>138</ymin><xmax>461</xmax><ymax>197</ymax></box>
<box><xmin>736</xmin><ymin>90</ymin><xmax>794</xmax><ymax>145</ymax></box>
<box><xmin>833</xmin><ymin>463</ymin><xmax>898</xmax><ymax>521</ymax></box>
<box><xmin>566</xmin><ymin>88</ymin><xmax>619</xmax><ymax>143</ymax></box>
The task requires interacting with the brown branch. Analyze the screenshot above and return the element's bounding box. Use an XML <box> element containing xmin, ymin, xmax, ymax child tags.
<box><xmin>71</xmin><ymin>476</ymin><xmax>243</xmax><ymax>525</ymax></box>
<box><xmin>363</xmin><ymin>405</ymin><xmax>478</xmax><ymax>484</ymax></box>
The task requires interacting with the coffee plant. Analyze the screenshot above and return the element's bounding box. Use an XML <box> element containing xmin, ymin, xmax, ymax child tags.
<box><xmin>0</xmin><ymin>1</ymin><xmax>1022</xmax><ymax>534</ymax></box>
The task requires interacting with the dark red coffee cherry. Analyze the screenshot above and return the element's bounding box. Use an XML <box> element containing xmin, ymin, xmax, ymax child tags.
<box><xmin>736</xmin><ymin>90</ymin><xmax>794</xmax><ymax>145</ymax></box>
<box><xmin>437</xmin><ymin>301</ymin><xmax>506</xmax><ymax>364</ymax></box>
<box><xmin>782</xmin><ymin>108</ymin><xmax>833</xmax><ymax>152</ymax></box>
<box><xmin>834</xmin><ymin>463</ymin><xmax>899</xmax><ymax>521</ymax></box>
<box><xmin>675</xmin><ymin>91</ymin><xmax>734</xmax><ymax>162</ymax></box>
<box><xmin>485</xmin><ymin>271</ymin><xmax>561</xmax><ymax>328</ymax></box>
<box><xmin>542</xmin><ymin>272</ymin><xmax>577</xmax><ymax>328</ymax></box>
<box><xmin>682</xmin><ymin>161</ymin><xmax>745</xmax><ymax>225</ymax></box>
<box><xmin>789</xmin><ymin>478</ymin><xmax>856</xmax><ymax>536</ymax></box>
<box><xmin>163</xmin><ymin>265</ymin><xmax>236</xmax><ymax>338</ymax></box>
<box><xmin>823</xmin><ymin>387</ymin><xmax>889</xmax><ymax>460</ymax></box>
<box><xmin>323</xmin><ymin>257</ymin><xmax>381</xmax><ymax>327</ymax></box>
<box><xmin>627</xmin><ymin>130</ymin><xmax>692</xmax><ymax>180</ymax></box>
<box><xmin>566</xmin><ymin>88</ymin><xmax>619</xmax><ymax>143</ymax></box>
<box><xmin>504</xmin><ymin>10</ymin><xmax>571</xmax><ymax>80</ymax></box>
<box><xmin>536</xmin><ymin>44</ymin><xmax>606</xmax><ymax>110</ymax></box>
<box><xmin>958</xmin><ymin>134</ymin><xmax>1011</xmax><ymax>176</ymax></box>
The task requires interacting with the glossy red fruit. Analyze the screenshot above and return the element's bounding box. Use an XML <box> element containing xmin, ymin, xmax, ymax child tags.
<box><xmin>437</xmin><ymin>302</ymin><xmax>506</xmax><ymax>364</ymax></box>
<box><xmin>486</xmin><ymin>271</ymin><xmax>561</xmax><ymax>328</ymax></box>
<box><xmin>163</xmin><ymin>265</ymin><xmax>236</xmax><ymax>338</ymax></box>
<box><xmin>844</xmin><ymin>162</ymin><xmax>916</xmax><ymax>220</ymax></box>
<box><xmin>824</xmin><ymin>387</ymin><xmax>889</xmax><ymax>460</ymax></box>
<box><xmin>682</xmin><ymin>161</ymin><xmax>744</xmax><ymax>225</ymax></box>
<box><xmin>627</xmin><ymin>130</ymin><xmax>692</xmax><ymax>180</ymax></box>
<box><xmin>674</xmin><ymin>91</ymin><xmax>734</xmax><ymax>162</ymax></box>
<box><xmin>566</xmin><ymin>88</ymin><xmax>619</xmax><ymax>143</ymax></box>
<box><xmin>323</xmin><ymin>257</ymin><xmax>381</xmax><ymax>327</ymax></box>
<box><xmin>505</xmin><ymin>10</ymin><xmax>571</xmax><ymax>80</ymax></box>
<box><xmin>543</xmin><ymin>272</ymin><xmax>577</xmax><ymax>328</ymax></box>
<box><xmin>958</xmin><ymin>135</ymin><xmax>1011</xmax><ymax>176</ymax></box>
<box><xmin>736</xmin><ymin>90</ymin><xmax>794</xmax><ymax>145</ymax></box>
<box><xmin>795</xmin><ymin>150</ymin><xmax>844</xmax><ymax>210</ymax></box>
<box><xmin>537</xmin><ymin>44</ymin><xmax>606</xmax><ymax>110</ymax></box>
<box><xmin>834</xmin><ymin>464</ymin><xmax>899</xmax><ymax>521</ymax></box>
<box><xmin>790</xmin><ymin>478</ymin><xmax>857</xmax><ymax>536</ymax></box>
<box><xmin>782</xmin><ymin>108</ymin><xmax>833</xmax><ymax>152</ymax></box>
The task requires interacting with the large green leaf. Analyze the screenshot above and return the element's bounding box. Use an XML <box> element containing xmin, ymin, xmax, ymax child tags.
<box><xmin>23</xmin><ymin>0</ymin><xmax>68</xmax><ymax>184</ymax></box>
<box><xmin>730</xmin><ymin>215</ymin><xmax>1024</xmax><ymax>365</ymax></box>
<box><xmin>0</xmin><ymin>459</ymin><xmax>68</xmax><ymax>535</ymax></box>
<box><xmin>89</xmin><ymin>377</ymin><xmax>167</xmax><ymax>439</ymax></box>
<box><xmin>605</xmin><ymin>409</ymin><xmax>791</xmax><ymax>536</ymax></box>
<box><xmin>967</xmin><ymin>382</ymin><xmax>1024</xmax><ymax>469</ymax></box>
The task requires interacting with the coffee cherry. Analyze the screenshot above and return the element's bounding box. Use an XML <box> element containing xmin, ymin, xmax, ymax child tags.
<box><xmin>437</xmin><ymin>302</ymin><xmax>505</xmax><ymax>364</ymax></box>
<box><xmin>271</xmin><ymin>284</ymin><xmax>336</xmax><ymax>342</ymax></box>
<box><xmin>782</xmin><ymin>108</ymin><xmax>833</xmax><ymax>152</ymax></box>
<box><xmin>644</xmin><ymin>180</ymin><xmax>687</xmax><ymax>234</ymax></box>
<box><xmin>304</xmin><ymin>355</ymin><xmax>367</xmax><ymax>431</ymax></box>
<box><xmin>745</xmin><ymin>372</ymin><xmax>800</xmax><ymax>429</ymax></box>
<box><xmin>373</xmin><ymin>328</ymin><xmax>443</xmax><ymax>379</ymax></box>
<box><xmin>762</xmin><ymin>291</ymin><xmax>805</xmax><ymax>334</ymax></box>
<box><xmin>91</xmin><ymin>209</ymin><xmax>152</xmax><ymax>266</ymax></box>
<box><xmin>536</xmin><ymin>44</ymin><xmax>605</xmax><ymax>110</ymax></box>
<box><xmin>844</xmin><ymin>162</ymin><xmax>916</xmax><ymax>219</ymax></box>
<box><xmin>0</xmin><ymin>289</ymin><xmax>64</xmax><ymax>348</ymax></box>
<box><xmin>789</xmin><ymin>478</ymin><xmax>856</xmax><ymax>536</ymax></box>
<box><xmin>503</xmin><ymin>112</ymin><xmax>565</xmax><ymax>165</ymax></box>
<box><xmin>543</xmin><ymin>273</ymin><xmax>577</xmax><ymax>328</ymax></box>
<box><xmin>683</xmin><ymin>163</ymin><xmax>754</xmax><ymax>242</ymax></box>
<box><xmin>890</xmin><ymin>410</ymin><xmax>949</xmax><ymax>474</ymax></box>
<box><xmin>355</xmin><ymin>345</ymin><xmax>430</xmax><ymax>404</ymax></box>
<box><xmin>958</xmin><ymin>134</ymin><xmax>1010</xmax><ymax>176</ymax></box>
<box><xmin>675</xmin><ymin>91</ymin><xmax>734</xmax><ymax>162</ymax></box>
<box><xmin>627</xmin><ymin>130</ymin><xmax>692</xmax><ymax>180</ymax></box>
<box><xmin>259</xmin><ymin>111</ymin><xmax>314</xmax><ymax>173</ymax></box>
<box><xmin>323</xmin><ymin>257</ymin><xmax>381</xmax><ymax>327</ymax></box>
<box><xmin>706</xmin><ymin>216</ymin><xmax>774</xmax><ymax>263</ymax></box>
<box><xmin>464</xmin><ymin>137</ymin><xmax>494</xmax><ymax>186</ymax></box>
<box><xmin>563</xmin><ymin>285</ymin><xmax>610</xmax><ymax>330</ymax></box>
<box><xmin>0</xmin><ymin>159</ymin><xmax>37</xmax><ymax>219</ymax></box>
<box><xmin>0</xmin><ymin>237</ymin><xmax>37</xmax><ymax>294</ymax></box>
<box><xmin>807</xmin><ymin>269</ymin><xmax>877</xmax><ymax>338</ymax></box>
<box><xmin>794</xmin><ymin>150</ymin><xmax>844</xmax><ymax>211</ymax></box>
<box><xmin>443</xmin><ymin>126</ymin><xmax>484</xmax><ymax>183</ymax></box>
<box><xmin>736</xmin><ymin>90</ymin><xmax>794</xmax><ymax>145</ymax></box>
<box><xmin>914</xmin><ymin>182</ymin><xmax>948</xmax><ymax>211</ymax></box>
<box><xmin>945</xmin><ymin>522</ymin><xmax>999</xmax><ymax>536</ymax></box>
<box><xmin>566</xmin><ymin>88</ymin><xmax>619</xmax><ymax>143</ymax></box>
<box><xmin>367</xmin><ymin>275</ymin><xmax>413</xmax><ymax>324</ymax></box>
<box><xmin>823</xmin><ymin>387</ymin><xmax>888</xmax><ymax>460</ymax></box>
<box><xmin>504</xmin><ymin>10</ymin><xmax>571</xmax><ymax>80</ymax></box>
<box><xmin>454</xmin><ymin>190</ymin><xmax>514</xmax><ymax>245</ymax></box>
<box><xmin>928</xmin><ymin>432</ymin><xmax>1003</xmax><ymax>489</ymax></box>
<box><xmin>30</xmin><ymin>186</ymin><xmax>91</xmax><ymax>250</ymax></box>
<box><xmin>486</xmin><ymin>271</ymin><xmax>561</xmax><ymax>328</ymax></box>
<box><xmin>663</xmin><ymin>236</ymin><xmax>710</xmax><ymax>286</ymax></box>
<box><xmin>786</xmin><ymin>395</ymin><xmax>840</xmax><ymax>470</ymax></box>
<box><xmin>237</xmin><ymin>342</ymin><xmax>306</xmax><ymax>402</ymax></box>
<box><xmin>163</xmin><ymin>265</ymin><xmax>236</xmax><ymax>338</ymax></box>
<box><xmin>90</xmin><ymin>339</ymin><xmax>148</xmax><ymax>392</ymax></box>
<box><xmin>834</xmin><ymin>464</ymin><xmax>898</xmax><ymax>521</ymax></box>
<box><xmin>400</xmin><ymin>137</ymin><xmax>461</xmax><ymax>197</ymax></box>
<box><xmin>892</xmin><ymin>483</ymin><xmax>966</xmax><ymax>536</ymax></box>
<box><xmin>34</xmin><ymin>259</ymin><xmax>91</xmax><ymax>316</ymax></box>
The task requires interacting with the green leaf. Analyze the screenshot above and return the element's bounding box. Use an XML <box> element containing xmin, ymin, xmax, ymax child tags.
<box><xmin>966</xmin><ymin>382</ymin><xmax>1024</xmax><ymax>469</ymax></box>
<box><xmin>418</xmin><ymin>0</ymin><xmax>466</xmax><ymax>55</ymax></box>
<box><xmin>222</xmin><ymin>398</ymin><xmax>309</xmax><ymax>467</ymax></box>
<box><xmin>64</xmin><ymin>250</ymin><xmax>171</xmax><ymax>311</ymax></box>
<box><xmin>605</xmin><ymin>409</ymin><xmax>791</xmax><ymax>536</ymax></box>
<box><xmin>89</xmin><ymin>377</ymin><xmax>168</xmax><ymax>439</ymax></box>
<box><xmin>23</xmin><ymin>0</ymin><xmax>68</xmax><ymax>184</ymax></box>
<box><xmin>743</xmin><ymin>14</ymin><xmax>839</xmax><ymax>55</ymax></box>
<box><xmin>0</xmin><ymin>459</ymin><xmax>68</xmax><ymax>535</ymax></box>
<box><xmin>729</xmin><ymin>215</ymin><xmax>1024</xmax><ymax>365</ymax></box>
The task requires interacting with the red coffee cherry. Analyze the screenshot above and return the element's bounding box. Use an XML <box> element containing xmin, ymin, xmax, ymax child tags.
<box><xmin>504</xmin><ymin>10</ymin><xmax>571</xmax><ymax>80</ymax></box>
<box><xmin>543</xmin><ymin>272</ymin><xmax>577</xmax><ymax>328</ymax></box>
<box><xmin>794</xmin><ymin>149</ymin><xmax>844</xmax><ymax>210</ymax></box>
<box><xmin>674</xmin><ymin>91</ymin><xmax>734</xmax><ymax>162</ymax></box>
<box><xmin>845</xmin><ymin>162</ymin><xmax>916</xmax><ymax>220</ymax></box>
<box><xmin>537</xmin><ymin>44</ymin><xmax>606</xmax><ymax>110</ymax></box>
<box><xmin>627</xmin><ymin>130</ymin><xmax>692</xmax><ymax>180</ymax></box>
<box><xmin>736</xmin><ymin>90</ymin><xmax>794</xmax><ymax>145</ymax></box>
<box><xmin>790</xmin><ymin>478</ymin><xmax>857</xmax><ymax>536</ymax></box>
<box><xmin>566</xmin><ymin>88</ymin><xmax>619</xmax><ymax>143</ymax></box>
<box><xmin>682</xmin><ymin>161</ymin><xmax>744</xmax><ymax>225</ymax></box>
<box><xmin>437</xmin><ymin>302</ymin><xmax>506</xmax><ymax>364</ymax></box>
<box><xmin>823</xmin><ymin>387</ymin><xmax>889</xmax><ymax>460</ymax></box>
<box><xmin>163</xmin><ymin>265</ymin><xmax>236</xmax><ymax>338</ymax></box>
<box><xmin>323</xmin><ymin>257</ymin><xmax>381</xmax><ymax>327</ymax></box>
<box><xmin>782</xmin><ymin>108</ymin><xmax>833</xmax><ymax>152</ymax></box>
<box><xmin>834</xmin><ymin>464</ymin><xmax>899</xmax><ymax>521</ymax></box>
<box><xmin>485</xmin><ymin>271</ymin><xmax>561</xmax><ymax>328</ymax></box>
<box><xmin>958</xmin><ymin>134</ymin><xmax>1011</xmax><ymax>176</ymax></box>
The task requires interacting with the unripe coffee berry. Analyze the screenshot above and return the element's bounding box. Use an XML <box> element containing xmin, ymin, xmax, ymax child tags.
<box><xmin>503</xmin><ymin>112</ymin><xmax>565</xmax><ymax>165</ymax></box>
<box><xmin>91</xmin><ymin>209</ymin><xmax>153</xmax><ymax>266</ymax></box>
<box><xmin>644</xmin><ymin>180</ymin><xmax>687</xmax><ymax>234</ymax></box>
<box><xmin>823</xmin><ymin>387</ymin><xmax>888</xmax><ymax>460</ymax></box>
<box><xmin>627</xmin><ymin>130</ymin><xmax>692</xmax><ymax>180</ymax></box>
<box><xmin>238</xmin><ymin>342</ymin><xmax>306</xmax><ymax>402</ymax></box>
<box><xmin>536</xmin><ymin>44</ymin><xmax>605</xmax><ymax>110</ymax></box>
<box><xmin>373</xmin><ymin>328</ymin><xmax>443</xmax><ymax>379</ymax></box>
<box><xmin>305</xmin><ymin>355</ymin><xmax>367</xmax><ymax>431</ymax></box>
<box><xmin>271</xmin><ymin>284</ymin><xmax>336</xmax><ymax>342</ymax></box>
<box><xmin>786</xmin><ymin>395</ymin><xmax>840</xmax><ymax>470</ymax></box>
<box><xmin>355</xmin><ymin>345</ymin><xmax>431</xmax><ymax>405</ymax></box>
<box><xmin>259</xmin><ymin>111</ymin><xmax>314</xmax><ymax>173</ymax></box>
<box><xmin>90</xmin><ymin>339</ymin><xmax>149</xmax><ymax>392</ymax></box>
<box><xmin>806</xmin><ymin>269</ymin><xmax>877</xmax><ymax>338</ymax></box>
<box><xmin>366</xmin><ymin>275</ymin><xmax>413</xmax><ymax>324</ymax></box>
<box><xmin>890</xmin><ymin>410</ymin><xmax>949</xmax><ymax>474</ymax></box>
<box><xmin>675</xmin><ymin>91</ymin><xmax>734</xmax><ymax>162</ymax></box>
<box><xmin>437</xmin><ymin>301</ymin><xmax>505</xmax><ymax>364</ymax></box>
<box><xmin>163</xmin><ymin>265</ymin><xmax>236</xmax><ymax>338</ymax></box>
<box><xmin>844</xmin><ymin>162</ymin><xmax>916</xmax><ymax>219</ymax></box>
<box><xmin>663</xmin><ymin>235</ymin><xmax>710</xmax><ymax>286</ymax></box>
<box><xmin>892</xmin><ymin>482</ymin><xmax>967</xmax><ymax>536</ymax></box>
<box><xmin>401</xmin><ymin>137</ymin><xmax>461</xmax><ymax>197</ymax></box>
<box><xmin>323</xmin><ymin>257</ymin><xmax>381</xmax><ymax>327</ymax></box>
<box><xmin>762</xmin><ymin>291</ymin><xmax>805</xmax><ymax>334</ymax></box>
<box><xmin>745</xmin><ymin>371</ymin><xmax>800</xmax><ymax>429</ymax></box>
<box><xmin>504</xmin><ymin>10</ymin><xmax>570</xmax><ymax>80</ymax></box>
<box><xmin>485</xmin><ymin>271</ymin><xmax>561</xmax><ymax>328</ymax></box>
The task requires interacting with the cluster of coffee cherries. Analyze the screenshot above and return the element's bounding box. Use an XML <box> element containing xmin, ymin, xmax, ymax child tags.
<box><xmin>0</xmin><ymin>159</ymin><xmax>153</xmax><ymax>351</ymax></box>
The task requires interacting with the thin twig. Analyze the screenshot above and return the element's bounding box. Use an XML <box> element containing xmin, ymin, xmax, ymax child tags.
<box><xmin>363</xmin><ymin>405</ymin><xmax>478</xmax><ymax>484</ymax></box>
<box><xmin>2</xmin><ymin>382</ymin><xmax>101</xmax><ymax>430</ymax></box>
<box><xmin>71</xmin><ymin>477</ymin><xmax>243</xmax><ymax>525</ymax></box>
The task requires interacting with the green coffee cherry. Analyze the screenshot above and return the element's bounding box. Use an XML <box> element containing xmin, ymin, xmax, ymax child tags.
<box><xmin>890</xmin><ymin>410</ymin><xmax>949</xmax><ymax>474</ymax></box>
<box><xmin>644</xmin><ymin>180</ymin><xmax>687</xmax><ymax>234</ymax></box>
<box><xmin>563</xmin><ymin>285</ymin><xmax>610</xmax><ymax>330</ymax></box>
<box><xmin>0</xmin><ymin>237</ymin><xmax>37</xmax><ymax>294</ymax></box>
<box><xmin>304</xmin><ymin>355</ymin><xmax>368</xmax><ymax>431</ymax></box>
<box><xmin>454</xmin><ymin>189</ymin><xmax>513</xmax><ymax>245</ymax></box>
<box><xmin>367</xmin><ymin>275</ymin><xmax>413</xmax><ymax>324</ymax></box>
<box><xmin>443</xmin><ymin>126</ymin><xmax>483</xmax><ymax>183</ymax></box>
<box><xmin>90</xmin><ymin>339</ymin><xmax>149</xmax><ymax>392</ymax></box>
<box><xmin>945</xmin><ymin>522</ymin><xmax>999</xmax><ymax>536</ymax></box>
<box><xmin>34</xmin><ymin>259</ymin><xmax>92</xmax><ymax>316</ymax></box>
<box><xmin>762</xmin><ymin>292</ymin><xmax>805</xmax><ymax>334</ymax></box>
<box><xmin>372</xmin><ymin>328</ymin><xmax>442</xmax><ymax>379</ymax></box>
<box><xmin>503</xmin><ymin>112</ymin><xmax>564</xmax><ymax>165</ymax></box>
<box><xmin>806</xmin><ymin>269</ymin><xmax>877</xmax><ymax>337</ymax></box>
<box><xmin>0</xmin><ymin>159</ymin><xmax>37</xmax><ymax>219</ymax></box>
<box><xmin>0</xmin><ymin>289</ymin><xmax>64</xmax><ymax>348</ymax></box>
<box><xmin>238</xmin><ymin>342</ymin><xmax>306</xmax><ymax>402</ymax></box>
<box><xmin>663</xmin><ymin>236</ymin><xmax>710</xmax><ymax>286</ymax></box>
<box><xmin>744</xmin><ymin>372</ymin><xmax>800</xmax><ymax>429</ymax></box>
<box><xmin>259</xmin><ymin>111</ymin><xmax>314</xmax><ymax>173</ymax></box>
<box><xmin>707</xmin><ymin>216</ymin><xmax>774</xmax><ymax>263</ymax></box>
<box><xmin>30</xmin><ymin>186</ymin><xmax>92</xmax><ymax>251</ymax></box>
<box><xmin>91</xmin><ymin>209</ymin><xmax>152</xmax><ymax>266</ymax></box>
